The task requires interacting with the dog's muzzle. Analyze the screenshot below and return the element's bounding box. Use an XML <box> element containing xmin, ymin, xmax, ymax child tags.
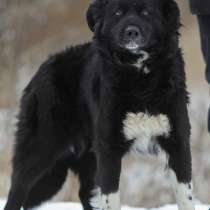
<box><xmin>123</xmin><ymin>25</ymin><xmax>146</xmax><ymax>53</ymax></box>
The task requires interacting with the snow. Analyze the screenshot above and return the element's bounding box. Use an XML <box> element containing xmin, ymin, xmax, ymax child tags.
<box><xmin>0</xmin><ymin>200</ymin><xmax>209</xmax><ymax>210</ymax></box>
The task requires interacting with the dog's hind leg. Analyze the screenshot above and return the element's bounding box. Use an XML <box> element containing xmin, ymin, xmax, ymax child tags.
<box><xmin>4</xmin><ymin>150</ymin><xmax>63</xmax><ymax>210</ymax></box>
<box><xmin>4</xmin><ymin>187</ymin><xmax>25</xmax><ymax>210</ymax></box>
<box><xmin>4</xmin><ymin>167</ymin><xmax>44</xmax><ymax>210</ymax></box>
<box><xmin>23</xmin><ymin>160</ymin><xmax>68</xmax><ymax>210</ymax></box>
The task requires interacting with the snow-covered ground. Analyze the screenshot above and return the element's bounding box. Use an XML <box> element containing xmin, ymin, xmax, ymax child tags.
<box><xmin>0</xmin><ymin>200</ymin><xmax>209</xmax><ymax>210</ymax></box>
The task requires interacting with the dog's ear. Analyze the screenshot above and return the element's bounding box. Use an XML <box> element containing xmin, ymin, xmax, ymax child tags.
<box><xmin>86</xmin><ymin>0</ymin><xmax>109</xmax><ymax>32</ymax></box>
<box><xmin>162</xmin><ymin>0</ymin><xmax>181</xmax><ymax>33</ymax></box>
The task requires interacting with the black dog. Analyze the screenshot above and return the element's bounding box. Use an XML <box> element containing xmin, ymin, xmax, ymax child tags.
<box><xmin>4</xmin><ymin>0</ymin><xmax>195</xmax><ymax>210</ymax></box>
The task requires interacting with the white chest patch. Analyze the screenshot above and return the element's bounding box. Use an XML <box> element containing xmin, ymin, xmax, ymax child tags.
<box><xmin>123</xmin><ymin>112</ymin><xmax>171</xmax><ymax>154</ymax></box>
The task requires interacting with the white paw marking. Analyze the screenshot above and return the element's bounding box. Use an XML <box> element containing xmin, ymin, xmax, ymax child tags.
<box><xmin>101</xmin><ymin>191</ymin><xmax>121</xmax><ymax>210</ymax></box>
<box><xmin>123</xmin><ymin>112</ymin><xmax>171</xmax><ymax>154</ymax></box>
<box><xmin>89</xmin><ymin>188</ymin><xmax>102</xmax><ymax>210</ymax></box>
<box><xmin>90</xmin><ymin>189</ymin><xmax>120</xmax><ymax>210</ymax></box>
<box><xmin>168</xmin><ymin>169</ymin><xmax>195</xmax><ymax>210</ymax></box>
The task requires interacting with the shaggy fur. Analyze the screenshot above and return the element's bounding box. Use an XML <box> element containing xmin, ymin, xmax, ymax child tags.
<box><xmin>4</xmin><ymin>0</ymin><xmax>194</xmax><ymax>210</ymax></box>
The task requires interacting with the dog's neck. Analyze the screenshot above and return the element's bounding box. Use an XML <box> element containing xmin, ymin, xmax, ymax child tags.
<box><xmin>113</xmin><ymin>50</ymin><xmax>151</xmax><ymax>74</ymax></box>
<box><xmin>93</xmin><ymin>42</ymin><xmax>152</xmax><ymax>74</ymax></box>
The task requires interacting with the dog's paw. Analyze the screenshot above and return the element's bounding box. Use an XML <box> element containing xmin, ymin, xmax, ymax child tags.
<box><xmin>101</xmin><ymin>192</ymin><xmax>121</xmax><ymax>210</ymax></box>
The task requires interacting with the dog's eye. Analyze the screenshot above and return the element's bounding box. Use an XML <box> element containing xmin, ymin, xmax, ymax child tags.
<box><xmin>142</xmin><ymin>10</ymin><xmax>149</xmax><ymax>16</ymax></box>
<box><xmin>115</xmin><ymin>10</ymin><xmax>123</xmax><ymax>16</ymax></box>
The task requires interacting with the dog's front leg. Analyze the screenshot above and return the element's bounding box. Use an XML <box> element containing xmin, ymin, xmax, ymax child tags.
<box><xmin>93</xmin><ymin>101</ymin><xmax>123</xmax><ymax>210</ymax></box>
<box><xmin>160</xmin><ymin>96</ymin><xmax>195</xmax><ymax>210</ymax></box>
<box><xmin>96</xmin><ymin>149</ymin><xmax>122</xmax><ymax>210</ymax></box>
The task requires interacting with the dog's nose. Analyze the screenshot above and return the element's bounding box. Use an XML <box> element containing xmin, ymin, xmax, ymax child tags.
<box><xmin>124</xmin><ymin>26</ymin><xmax>141</xmax><ymax>41</ymax></box>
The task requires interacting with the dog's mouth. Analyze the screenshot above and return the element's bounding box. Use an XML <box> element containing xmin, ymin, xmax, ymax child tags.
<box><xmin>124</xmin><ymin>41</ymin><xmax>141</xmax><ymax>54</ymax></box>
<box><xmin>120</xmin><ymin>40</ymin><xmax>147</xmax><ymax>55</ymax></box>
<box><xmin>125</xmin><ymin>41</ymin><xmax>139</xmax><ymax>50</ymax></box>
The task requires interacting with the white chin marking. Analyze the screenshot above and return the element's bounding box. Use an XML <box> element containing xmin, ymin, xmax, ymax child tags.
<box><xmin>132</xmin><ymin>51</ymin><xmax>150</xmax><ymax>72</ymax></box>
<box><xmin>140</xmin><ymin>51</ymin><xmax>150</xmax><ymax>61</ymax></box>
<box><xmin>123</xmin><ymin>112</ymin><xmax>171</xmax><ymax>154</ymax></box>
<box><xmin>168</xmin><ymin>170</ymin><xmax>195</xmax><ymax>210</ymax></box>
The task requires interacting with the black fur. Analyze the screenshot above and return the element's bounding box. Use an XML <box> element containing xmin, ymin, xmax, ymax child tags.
<box><xmin>4</xmin><ymin>0</ymin><xmax>192</xmax><ymax>210</ymax></box>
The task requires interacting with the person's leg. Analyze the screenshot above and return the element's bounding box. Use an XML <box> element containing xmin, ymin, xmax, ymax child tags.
<box><xmin>197</xmin><ymin>15</ymin><xmax>210</xmax><ymax>132</ymax></box>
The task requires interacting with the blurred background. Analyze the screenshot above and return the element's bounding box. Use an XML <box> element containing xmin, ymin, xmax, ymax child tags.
<box><xmin>0</xmin><ymin>0</ymin><xmax>209</xmax><ymax>208</ymax></box>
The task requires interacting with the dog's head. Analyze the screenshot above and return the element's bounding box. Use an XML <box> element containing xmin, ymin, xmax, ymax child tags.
<box><xmin>87</xmin><ymin>0</ymin><xmax>180</xmax><ymax>65</ymax></box>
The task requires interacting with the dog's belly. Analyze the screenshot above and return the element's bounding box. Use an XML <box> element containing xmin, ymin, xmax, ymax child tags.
<box><xmin>123</xmin><ymin>112</ymin><xmax>171</xmax><ymax>154</ymax></box>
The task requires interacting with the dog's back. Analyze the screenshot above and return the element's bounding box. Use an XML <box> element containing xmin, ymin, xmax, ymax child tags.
<box><xmin>16</xmin><ymin>43</ymin><xmax>92</xmax><ymax>159</ymax></box>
